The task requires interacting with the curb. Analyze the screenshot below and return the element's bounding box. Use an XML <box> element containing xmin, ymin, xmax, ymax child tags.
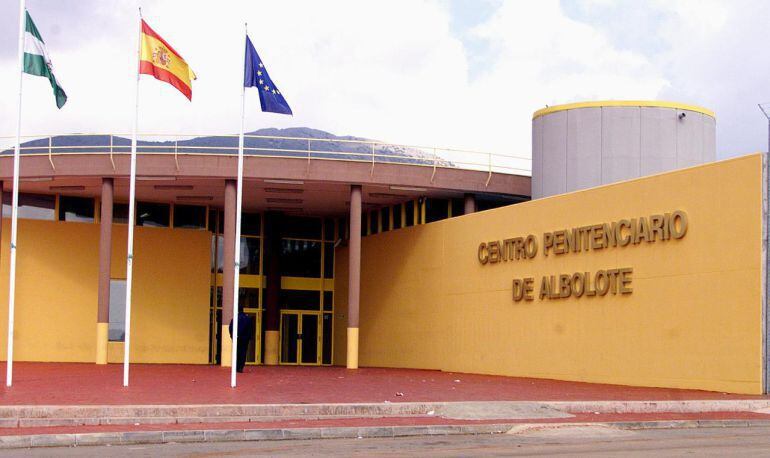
<box><xmin>2</xmin><ymin>419</ymin><xmax>770</xmax><ymax>450</ymax></box>
<box><xmin>4</xmin><ymin>400</ymin><xmax>770</xmax><ymax>428</ymax></box>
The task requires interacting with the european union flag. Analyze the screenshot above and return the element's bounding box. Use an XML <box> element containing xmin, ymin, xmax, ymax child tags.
<box><xmin>244</xmin><ymin>35</ymin><xmax>292</xmax><ymax>115</ymax></box>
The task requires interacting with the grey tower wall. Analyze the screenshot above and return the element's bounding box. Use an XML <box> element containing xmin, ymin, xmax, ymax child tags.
<box><xmin>531</xmin><ymin>104</ymin><xmax>716</xmax><ymax>199</ymax></box>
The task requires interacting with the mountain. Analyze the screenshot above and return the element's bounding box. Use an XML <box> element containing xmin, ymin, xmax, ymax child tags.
<box><xmin>2</xmin><ymin>127</ymin><xmax>453</xmax><ymax>167</ymax></box>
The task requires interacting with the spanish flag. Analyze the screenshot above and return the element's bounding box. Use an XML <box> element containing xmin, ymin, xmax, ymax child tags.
<box><xmin>139</xmin><ymin>20</ymin><xmax>196</xmax><ymax>100</ymax></box>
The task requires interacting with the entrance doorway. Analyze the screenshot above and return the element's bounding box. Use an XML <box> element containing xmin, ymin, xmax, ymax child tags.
<box><xmin>280</xmin><ymin>311</ymin><xmax>321</xmax><ymax>365</ymax></box>
<box><xmin>208</xmin><ymin>210</ymin><xmax>338</xmax><ymax>366</ymax></box>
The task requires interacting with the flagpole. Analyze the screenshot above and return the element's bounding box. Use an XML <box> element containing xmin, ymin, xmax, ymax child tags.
<box><xmin>123</xmin><ymin>7</ymin><xmax>143</xmax><ymax>388</ymax></box>
<box><xmin>231</xmin><ymin>22</ymin><xmax>248</xmax><ymax>388</ymax></box>
<box><xmin>6</xmin><ymin>0</ymin><xmax>27</xmax><ymax>388</ymax></box>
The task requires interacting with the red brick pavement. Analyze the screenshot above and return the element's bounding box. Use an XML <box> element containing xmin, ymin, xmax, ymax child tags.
<box><xmin>0</xmin><ymin>362</ymin><xmax>764</xmax><ymax>405</ymax></box>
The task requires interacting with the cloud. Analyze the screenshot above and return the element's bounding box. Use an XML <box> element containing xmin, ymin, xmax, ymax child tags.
<box><xmin>456</xmin><ymin>0</ymin><xmax>666</xmax><ymax>164</ymax></box>
<box><xmin>652</xmin><ymin>0</ymin><xmax>765</xmax><ymax>157</ymax></box>
<box><xmin>10</xmin><ymin>0</ymin><xmax>758</xmax><ymax>171</ymax></box>
<box><xmin>564</xmin><ymin>0</ymin><xmax>769</xmax><ymax>158</ymax></box>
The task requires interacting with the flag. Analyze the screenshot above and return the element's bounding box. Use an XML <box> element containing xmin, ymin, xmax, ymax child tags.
<box><xmin>244</xmin><ymin>36</ymin><xmax>292</xmax><ymax>115</ymax></box>
<box><xmin>23</xmin><ymin>11</ymin><xmax>67</xmax><ymax>109</ymax></box>
<box><xmin>139</xmin><ymin>20</ymin><xmax>196</xmax><ymax>100</ymax></box>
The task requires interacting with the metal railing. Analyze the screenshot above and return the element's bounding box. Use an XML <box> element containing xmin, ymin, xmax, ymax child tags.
<box><xmin>0</xmin><ymin>133</ymin><xmax>532</xmax><ymax>181</ymax></box>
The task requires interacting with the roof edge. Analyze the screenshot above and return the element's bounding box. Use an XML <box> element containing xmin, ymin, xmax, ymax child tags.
<box><xmin>532</xmin><ymin>100</ymin><xmax>715</xmax><ymax>119</ymax></box>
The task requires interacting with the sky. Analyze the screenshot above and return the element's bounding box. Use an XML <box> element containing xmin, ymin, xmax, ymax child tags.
<box><xmin>0</xmin><ymin>0</ymin><xmax>768</xmax><ymax>169</ymax></box>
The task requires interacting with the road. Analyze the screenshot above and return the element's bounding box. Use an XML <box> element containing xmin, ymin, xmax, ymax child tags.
<box><xmin>4</xmin><ymin>425</ymin><xmax>770</xmax><ymax>457</ymax></box>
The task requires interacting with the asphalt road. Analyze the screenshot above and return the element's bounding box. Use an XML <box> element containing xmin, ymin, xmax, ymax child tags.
<box><xmin>4</xmin><ymin>425</ymin><xmax>770</xmax><ymax>457</ymax></box>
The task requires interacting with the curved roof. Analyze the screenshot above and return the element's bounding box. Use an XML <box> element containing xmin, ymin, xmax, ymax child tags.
<box><xmin>0</xmin><ymin>152</ymin><xmax>530</xmax><ymax>215</ymax></box>
<box><xmin>532</xmin><ymin>100</ymin><xmax>715</xmax><ymax>120</ymax></box>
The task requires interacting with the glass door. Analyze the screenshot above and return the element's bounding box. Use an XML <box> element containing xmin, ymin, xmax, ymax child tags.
<box><xmin>280</xmin><ymin>312</ymin><xmax>299</xmax><ymax>364</ymax></box>
<box><xmin>243</xmin><ymin>307</ymin><xmax>261</xmax><ymax>365</ymax></box>
<box><xmin>300</xmin><ymin>313</ymin><xmax>320</xmax><ymax>365</ymax></box>
<box><xmin>280</xmin><ymin>311</ymin><xmax>321</xmax><ymax>365</ymax></box>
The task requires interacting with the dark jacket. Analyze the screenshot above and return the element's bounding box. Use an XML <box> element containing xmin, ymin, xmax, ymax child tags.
<box><xmin>228</xmin><ymin>312</ymin><xmax>254</xmax><ymax>342</ymax></box>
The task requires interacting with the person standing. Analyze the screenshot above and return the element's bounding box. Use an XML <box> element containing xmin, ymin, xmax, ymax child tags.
<box><xmin>228</xmin><ymin>307</ymin><xmax>254</xmax><ymax>373</ymax></box>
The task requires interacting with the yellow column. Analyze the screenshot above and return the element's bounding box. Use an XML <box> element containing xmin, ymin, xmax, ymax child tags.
<box><xmin>420</xmin><ymin>199</ymin><xmax>426</xmax><ymax>224</ymax></box>
<box><xmin>388</xmin><ymin>206</ymin><xmax>394</xmax><ymax>231</ymax></box>
<box><xmin>95</xmin><ymin>323</ymin><xmax>108</xmax><ymax>364</ymax></box>
<box><xmin>347</xmin><ymin>328</ymin><xmax>359</xmax><ymax>369</ymax></box>
<box><xmin>221</xmin><ymin>326</ymin><xmax>232</xmax><ymax>367</ymax></box>
<box><xmin>265</xmin><ymin>330</ymin><xmax>279</xmax><ymax>365</ymax></box>
<box><xmin>400</xmin><ymin>204</ymin><xmax>406</xmax><ymax>228</ymax></box>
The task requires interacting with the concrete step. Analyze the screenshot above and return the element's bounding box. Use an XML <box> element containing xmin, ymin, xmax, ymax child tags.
<box><xmin>4</xmin><ymin>418</ymin><xmax>770</xmax><ymax>451</ymax></box>
<box><xmin>1</xmin><ymin>400</ymin><xmax>769</xmax><ymax>429</ymax></box>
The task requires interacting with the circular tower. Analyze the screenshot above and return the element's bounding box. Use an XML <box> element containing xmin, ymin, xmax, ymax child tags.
<box><xmin>531</xmin><ymin>101</ymin><xmax>716</xmax><ymax>199</ymax></box>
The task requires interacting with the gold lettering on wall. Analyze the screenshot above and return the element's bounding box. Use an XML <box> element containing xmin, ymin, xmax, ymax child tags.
<box><xmin>476</xmin><ymin>210</ymin><xmax>687</xmax><ymax>302</ymax></box>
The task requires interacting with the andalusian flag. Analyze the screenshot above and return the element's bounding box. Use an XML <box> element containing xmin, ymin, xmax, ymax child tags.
<box><xmin>23</xmin><ymin>11</ymin><xmax>67</xmax><ymax>109</ymax></box>
<box><xmin>139</xmin><ymin>20</ymin><xmax>196</xmax><ymax>100</ymax></box>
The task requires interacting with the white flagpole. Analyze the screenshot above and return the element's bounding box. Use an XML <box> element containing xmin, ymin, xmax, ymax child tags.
<box><xmin>123</xmin><ymin>7</ymin><xmax>143</xmax><ymax>387</ymax></box>
<box><xmin>231</xmin><ymin>23</ymin><xmax>248</xmax><ymax>388</ymax></box>
<box><xmin>6</xmin><ymin>0</ymin><xmax>27</xmax><ymax>388</ymax></box>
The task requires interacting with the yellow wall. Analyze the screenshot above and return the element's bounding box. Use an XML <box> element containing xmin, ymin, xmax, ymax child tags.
<box><xmin>335</xmin><ymin>154</ymin><xmax>766</xmax><ymax>394</ymax></box>
<box><xmin>0</xmin><ymin>220</ymin><xmax>211</xmax><ymax>364</ymax></box>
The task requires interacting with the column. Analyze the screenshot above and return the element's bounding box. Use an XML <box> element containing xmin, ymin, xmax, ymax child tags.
<box><xmin>0</xmin><ymin>181</ymin><xmax>3</xmax><ymax>264</ymax></box>
<box><xmin>263</xmin><ymin>212</ymin><xmax>281</xmax><ymax>365</ymax></box>
<box><xmin>221</xmin><ymin>179</ymin><xmax>236</xmax><ymax>367</ymax></box>
<box><xmin>464</xmin><ymin>193</ymin><xmax>476</xmax><ymax>215</ymax></box>
<box><xmin>347</xmin><ymin>185</ymin><xmax>362</xmax><ymax>369</ymax></box>
<box><xmin>96</xmin><ymin>178</ymin><xmax>113</xmax><ymax>364</ymax></box>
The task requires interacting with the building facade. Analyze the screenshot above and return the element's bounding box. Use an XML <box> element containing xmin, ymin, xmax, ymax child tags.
<box><xmin>3</xmin><ymin>101</ymin><xmax>769</xmax><ymax>396</ymax></box>
<box><xmin>0</xmin><ymin>132</ymin><xmax>528</xmax><ymax>369</ymax></box>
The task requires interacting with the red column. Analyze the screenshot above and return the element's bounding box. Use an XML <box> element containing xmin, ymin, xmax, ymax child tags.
<box><xmin>347</xmin><ymin>185</ymin><xmax>362</xmax><ymax>369</ymax></box>
<box><xmin>263</xmin><ymin>212</ymin><xmax>281</xmax><ymax>365</ymax></box>
<box><xmin>96</xmin><ymin>178</ymin><xmax>113</xmax><ymax>364</ymax></box>
<box><xmin>464</xmin><ymin>193</ymin><xmax>476</xmax><ymax>215</ymax></box>
<box><xmin>221</xmin><ymin>179</ymin><xmax>236</xmax><ymax>367</ymax></box>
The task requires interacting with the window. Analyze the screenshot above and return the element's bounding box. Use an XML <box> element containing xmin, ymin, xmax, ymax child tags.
<box><xmin>405</xmin><ymin>201</ymin><xmax>415</xmax><ymax>226</ymax></box>
<box><xmin>241</xmin><ymin>212</ymin><xmax>261</xmax><ymax>236</ymax></box>
<box><xmin>426</xmin><ymin>198</ymin><xmax>449</xmax><ymax>223</ymax></box>
<box><xmin>211</xmin><ymin>235</ymin><xmax>260</xmax><ymax>275</ymax></box>
<box><xmin>323</xmin><ymin>242</ymin><xmax>334</xmax><ymax>278</ymax></box>
<box><xmin>208</xmin><ymin>209</ymin><xmax>218</xmax><ymax>232</ymax></box>
<box><xmin>323</xmin><ymin>218</ymin><xmax>335</xmax><ymax>240</ymax></box>
<box><xmin>173</xmin><ymin>204</ymin><xmax>206</xmax><ymax>229</ymax></box>
<box><xmin>239</xmin><ymin>237</ymin><xmax>261</xmax><ymax>275</ymax></box>
<box><xmin>136</xmin><ymin>202</ymin><xmax>170</xmax><ymax>227</ymax></box>
<box><xmin>322</xmin><ymin>313</ymin><xmax>333</xmax><ymax>364</ymax></box>
<box><xmin>113</xmin><ymin>203</ymin><xmax>130</xmax><ymax>224</ymax></box>
<box><xmin>281</xmin><ymin>216</ymin><xmax>321</xmax><ymax>239</ymax></box>
<box><xmin>59</xmin><ymin>196</ymin><xmax>94</xmax><ymax>222</ymax></box>
<box><xmin>380</xmin><ymin>207</ymin><xmax>390</xmax><ymax>232</ymax></box>
<box><xmin>280</xmin><ymin>240</ymin><xmax>321</xmax><ymax>277</ymax></box>
<box><xmin>323</xmin><ymin>291</ymin><xmax>333</xmax><ymax>311</ymax></box>
<box><xmin>451</xmin><ymin>198</ymin><xmax>464</xmax><ymax>217</ymax></box>
<box><xmin>109</xmin><ymin>279</ymin><xmax>126</xmax><ymax>342</ymax></box>
<box><xmin>238</xmin><ymin>287</ymin><xmax>260</xmax><ymax>309</ymax></box>
<box><xmin>212</xmin><ymin>235</ymin><xmax>260</xmax><ymax>274</ymax></box>
<box><xmin>2</xmin><ymin>192</ymin><xmax>55</xmax><ymax>220</ymax></box>
<box><xmin>393</xmin><ymin>205</ymin><xmax>402</xmax><ymax>228</ymax></box>
<box><xmin>212</xmin><ymin>235</ymin><xmax>223</xmax><ymax>273</ymax></box>
<box><xmin>279</xmin><ymin>289</ymin><xmax>320</xmax><ymax>311</ymax></box>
